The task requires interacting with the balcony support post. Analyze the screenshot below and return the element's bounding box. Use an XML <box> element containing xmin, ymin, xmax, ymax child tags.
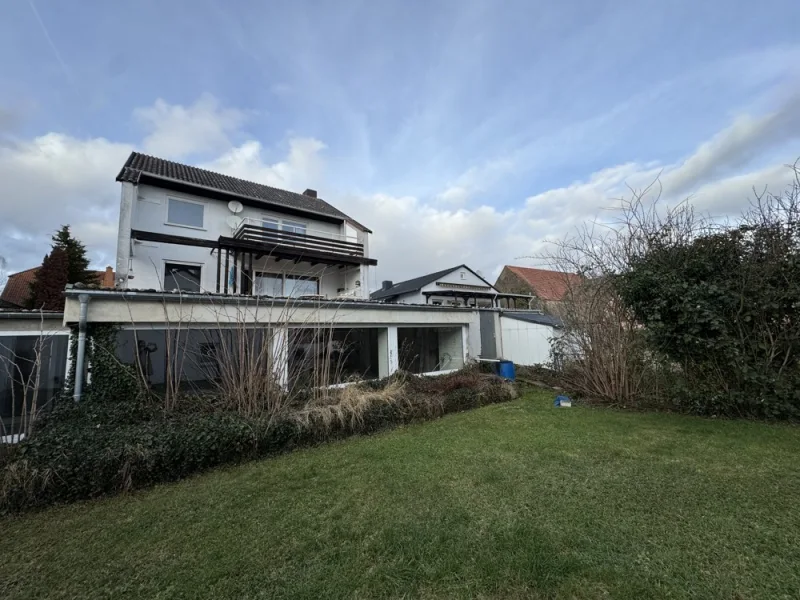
<box><xmin>215</xmin><ymin>247</ymin><xmax>221</xmax><ymax>293</ymax></box>
<box><xmin>232</xmin><ymin>250</ymin><xmax>238</xmax><ymax>294</ymax></box>
<box><xmin>223</xmin><ymin>249</ymin><xmax>230</xmax><ymax>294</ymax></box>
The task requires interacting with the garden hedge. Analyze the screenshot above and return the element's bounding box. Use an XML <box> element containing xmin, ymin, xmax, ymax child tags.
<box><xmin>1</xmin><ymin>370</ymin><xmax>514</xmax><ymax>512</ymax></box>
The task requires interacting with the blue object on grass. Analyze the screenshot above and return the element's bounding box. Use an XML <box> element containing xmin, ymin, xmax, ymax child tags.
<box><xmin>554</xmin><ymin>395</ymin><xmax>571</xmax><ymax>407</ymax></box>
<box><xmin>497</xmin><ymin>360</ymin><xmax>516</xmax><ymax>381</ymax></box>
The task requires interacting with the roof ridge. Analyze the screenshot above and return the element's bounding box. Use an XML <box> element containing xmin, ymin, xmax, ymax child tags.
<box><xmin>118</xmin><ymin>152</ymin><xmax>372</xmax><ymax>233</ymax></box>
<box><xmin>508</xmin><ymin>265</ymin><xmax>576</xmax><ymax>274</ymax></box>
<box><xmin>127</xmin><ymin>151</ymin><xmax>316</xmax><ymax>202</ymax></box>
<box><xmin>7</xmin><ymin>266</ymin><xmax>41</xmax><ymax>277</ymax></box>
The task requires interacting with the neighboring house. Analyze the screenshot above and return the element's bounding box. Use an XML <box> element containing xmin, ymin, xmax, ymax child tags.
<box><xmin>494</xmin><ymin>266</ymin><xmax>581</xmax><ymax>311</ymax></box>
<box><xmin>115</xmin><ymin>152</ymin><xmax>376</xmax><ymax>299</ymax></box>
<box><xmin>0</xmin><ymin>266</ymin><xmax>115</xmax><ymax>308</ymax></box>
<box><xmin>370</xmin><ymin>264</ymin><xmax>521</xmax><ymax>307</ymax></box>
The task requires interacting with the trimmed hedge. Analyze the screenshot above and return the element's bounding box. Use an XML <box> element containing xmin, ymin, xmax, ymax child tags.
<box><xmin>1</xmin><ymin>371</ymin><xmax>515</xmax><ymax>512</ymax></box>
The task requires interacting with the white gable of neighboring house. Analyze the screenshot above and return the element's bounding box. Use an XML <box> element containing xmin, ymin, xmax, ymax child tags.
<box><xmin>420</xmin><ymin>268</ymin><xmax>495</xmax><ymax>305</ymax></box>
<box><xmin>389</xmin><ymin>267</ymin><xmax>497</xmax><ymax>305</ymax></box>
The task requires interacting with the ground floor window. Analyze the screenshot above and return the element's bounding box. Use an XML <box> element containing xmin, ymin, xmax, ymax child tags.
<box><xmin>164</xmin><ymin>262</ymin><xmax>202</xmax><ymax>292</ymax></box>
<box><xmin>288</xmin><ymin>328</ymin><xmax>379</xmax><ymax>387</ymax></box>
<box><xmin>114</xmin><ymin>326</ymin><xmax>378</xmax><ymax>393</ymax></box>
<box><xmin>398</xmin><ymin>327</ymin><xmax>464</xmax><ymax>373</ymax></box>
<box><xmin>0</xmin><ymin>334</ymin><xmax>68</xmax><ymax>432</ymax></box>
<box><xmin>255</xmin><ymin>273</ymin><xmax>319</xmax><ymax>297</ymax></box>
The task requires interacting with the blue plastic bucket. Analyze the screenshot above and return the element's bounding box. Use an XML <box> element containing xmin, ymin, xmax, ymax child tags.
<box><xmin>497</xmin><ymin>360</ymin><xmax>516</xmax><ymax>381</ymax></box>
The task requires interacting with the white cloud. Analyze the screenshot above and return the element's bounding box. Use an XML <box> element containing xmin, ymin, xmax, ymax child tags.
<box><xmin>435</xmin><ymin>158</ymin><xmax>517</xmax><ymax>205</ymax></box>
<box><xmin>205</xmin><ymin>137</ymin><xmax>327</xmax><ymax>190</ymax></box>
<box><xmin>661</xmin><ymin>94</ymin><xmax>800</xmax><ymax>195</ymax></box>
<box><xmin>134</xmin><ymin>93</ymin><xmax>248</xmax><ymax>159</ymax></box>
<box><xmin>436</xmin><ymin>185</ymin><xmax>471</xmax><ymax>204</ymax></box>
<box><xmin>0</xmin><ymin>133</ymin><xmax>131</xmax><ymax>270</ymax></box>
<box><xmin>1</xmin><ymin>93</ymin><xmax>798</xmax><ymax>289</ymax></box>
<box><xmin>270</xmin><ymin>83</ymin><xmax>293</xmax><ymax>96</ymax></box>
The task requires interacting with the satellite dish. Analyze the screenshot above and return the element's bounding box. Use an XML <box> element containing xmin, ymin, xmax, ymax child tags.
<box><xmin>225</xmin><ymin>215</ymin><xmax>243</xmax><ymax>230</ymax></box>
<box><xmin>227</xmin><ymin>200</ymin><xmax>243</xmax><ymax>214</ymax></box>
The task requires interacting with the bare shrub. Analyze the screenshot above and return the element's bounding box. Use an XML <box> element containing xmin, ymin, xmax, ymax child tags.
<box><xmin>292</xmin><ymin>379</ymin><xmax>409</xmax><ymax>433</ymax></box>
<box><xmin>539</xmin><ymin>181</ymin><xmax>705</xmax><ymax>405</ymax></box>
<box><xmin>119</xmin><ymin>278</ymin><xmax>358</xmax><ymax>421</ymax></box>
<box><xmin>0</xmin><ymin>459</ymin><xmax>53</xmax><ymax>509</ymax></box>
<box><xmin>0</xmin><ymin>314</ymin><xmax>56</xmax><ymax>441</ymax></box>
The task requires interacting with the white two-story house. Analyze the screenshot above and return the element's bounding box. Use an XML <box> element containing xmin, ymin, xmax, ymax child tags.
<box><xmin>114</xmin><ymin>152</ymin><xmax>376</xmax><ymax>299</ymax></box>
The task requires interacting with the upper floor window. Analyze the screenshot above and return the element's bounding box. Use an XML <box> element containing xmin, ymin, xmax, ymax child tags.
<box><xmin>261</xmin><ymin>216</ymin><xmax>307</xmax><ymax>235</ymax></box>
<box><xmin>262</xmin><ymin>217</ymin><xmax>280</xmax><ymax>230</ymax></box>
<box><xmin>164</xmin><ymin>262</ymin><xmax>202</xmax><ymax>292</ymax></box>
<box><xmin>167</xmin><ymin>198</ymin><xmax>204</xmax><ymax>228</ymax></box>
<box><xmin>282</xmin><ymin>220</ymin><xmax>307</xmax><ymax>235</ymax></box>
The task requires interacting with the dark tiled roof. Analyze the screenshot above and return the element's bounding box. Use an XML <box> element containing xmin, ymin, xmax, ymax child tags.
<box><xmin>370</xmin><ymin>265</ymin><xmax>495</xmax><ymax>300</ymax></box>
<box><xmin>502</xmin><ymin>266</ymin><xmax>581</xmax><ymax>302</ymax></box>
<box><xmin>117</xmin><ymin>152</ymin><xmax>370</xmax><ymax>232</ymax></box>
<box><xmin>502</xmin><ymin>311</ymin><xmax>563</xmax><ymax>328</ymax></box>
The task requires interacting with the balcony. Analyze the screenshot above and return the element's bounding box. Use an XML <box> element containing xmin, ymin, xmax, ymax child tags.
<box><xmin>233</xmin><ymin>217</ymin><xmax>363</xmax><ymax>257</ymax></box>
<box><xmin>215</xmin><ymin>218</ymin><xmax>377</xmax><ymax>278</ymax></box>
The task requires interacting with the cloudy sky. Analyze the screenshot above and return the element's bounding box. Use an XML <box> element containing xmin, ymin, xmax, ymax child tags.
<box><xmin>1</xmin><ymin>0</ymin><xmax>799</xmax><ymax>288</ymax></box>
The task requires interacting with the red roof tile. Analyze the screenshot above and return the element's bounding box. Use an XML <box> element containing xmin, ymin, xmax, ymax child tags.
<box><xmin>505</xmin><ymin>266</ymin><xmax>581</xmax><ymax>302</ymax></box>
<box><xmin>1</xmin><ymin>266</ymin><xmax>115</xmax><ymax>307</ymax></box>
<box><xmin>0</xmin><ymin>267</ymin><xmax>39</xmax><ymax>307</ymax></box>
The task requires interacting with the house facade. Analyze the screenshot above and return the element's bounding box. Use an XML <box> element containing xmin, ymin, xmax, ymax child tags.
<box><xmin>1</xmin><ymin>153</ymin><xmax>561</xmax><ymax>426</ymax></box>
<box><xmin>53</xmin><ymin>154</ymin><xmax>492</xmax><ymax>400</ymax></box>
<box><xmin>371</xmin><ymin>265</ymin><xmax>523</xmax><ymax>307</ymax></box>
<box><xmin>115</xmin><ymin>153</ymin><xmax>376</xmax><ymax>300</ymax></box>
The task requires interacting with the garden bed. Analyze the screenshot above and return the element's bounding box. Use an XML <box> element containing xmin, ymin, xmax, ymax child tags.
<box><xmin>1</xmin><ymin>367</ymin><xmax>514</xmax><ymax>512</ymax></box>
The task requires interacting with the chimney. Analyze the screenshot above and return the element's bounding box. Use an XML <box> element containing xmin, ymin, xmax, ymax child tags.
<box><xmin>101</xmin><ymin>266</ymin><xmax>115</xmax><ymax>288</ymax></box>
<box><xmin>382</xmin><ymin>280</ymin><xmax>393</xmax><ymax>291</ymax></box>
<box><xmin>303</xmin><ymin>188</ymin><xmax>318</xmax><ymax>198</ymax></box>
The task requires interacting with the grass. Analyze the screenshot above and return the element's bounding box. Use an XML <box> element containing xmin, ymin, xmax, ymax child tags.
<box><xmin>2</xmin><ymin>389</ymin><xmax>800</xmax><ymax>600</ymax></box>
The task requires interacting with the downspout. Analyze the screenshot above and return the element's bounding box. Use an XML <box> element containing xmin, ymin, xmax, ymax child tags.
<box><xmin>73</xmin><ymin>293</ymin><xmax>90</xmax><ymax>402</ymax></box>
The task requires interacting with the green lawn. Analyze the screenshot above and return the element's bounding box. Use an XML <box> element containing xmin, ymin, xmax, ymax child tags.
<box><xmin>3</xmin><ymin>390</ymin><xmax>800</xmax><ymax>600</ymax></box>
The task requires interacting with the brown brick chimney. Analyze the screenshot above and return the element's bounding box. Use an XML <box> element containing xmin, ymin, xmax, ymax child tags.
<box><xmin>99</xmin><ymin>266</ymin><xmax>115</xmax><ymax>288</ymax></box>
<box><xmin>303</xmin><ymin>188</ymin><xmax>317</xmax><ymax>198</ymax></box>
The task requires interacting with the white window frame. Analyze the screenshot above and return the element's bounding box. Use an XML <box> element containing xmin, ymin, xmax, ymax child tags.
<box><xmin>261</xmin><ymin>215</ymin><xmax>308</xmax><ymax>235</ymax></box>
<box><xmin>253</xmin><ymin>271</ymin><xmax>319</xmax><ymax>297</ymax></box>
<box><xmin>284</xmin><ymin>274</ymin><xmax>319</xmax><ymax>296</ymax></box>
<box><xmin>282</xmin><ymin>220</ymin><xmax>307</xmax><ymax>235</ymax></box>
<box><xmin>261</xmin><ymin>217</ymin><xmax>280</xmax><ymax>230</ymax></box>
<box><xmin>165</xmin><ymin>196</ymin><xmax>206</xmax><ymax>230</ymax></box>
<box><xmin>253</xmin><ymin>272</ymin><xmax>284</xmax><ymax>296</ymax></box>
<box><xmin>163</xmin><ymin>260</ymin><xmax>204</xmax><ymax>292</ymax></box>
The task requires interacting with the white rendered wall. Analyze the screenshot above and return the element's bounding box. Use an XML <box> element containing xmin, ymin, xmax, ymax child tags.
<box><xmin>498</xmin><ymin>317</ymin><xmax>555</xmax><ymax>366</ymax></box>
<box><xmin>125</xmin><ymin>184</ymin><xmax>365</xmax><ymax>293</ymax></box>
